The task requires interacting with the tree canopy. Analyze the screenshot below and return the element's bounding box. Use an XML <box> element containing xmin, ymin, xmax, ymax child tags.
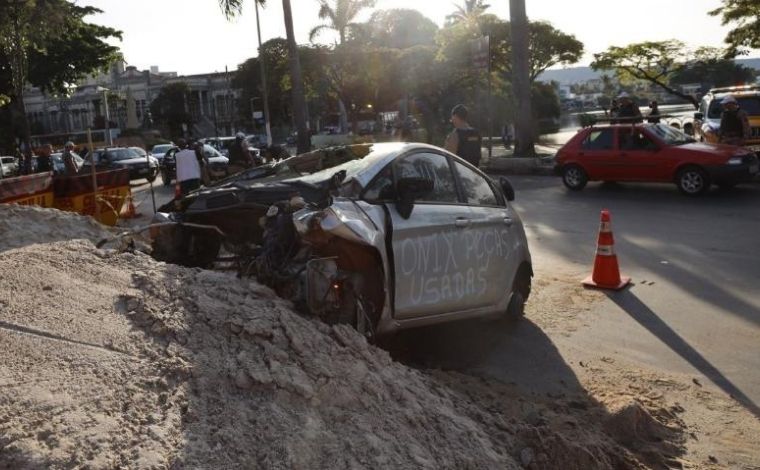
<box><xmin>592</xmin><ymin>41</ymin><xmax>701</xmax><ymax>108</ymax></box>
<box><xmin>709</xmin><ymin>0</ymin><xmax>760</xmax><ymax>57</ymax></box>
<box><xmin>309</xmin><ymin>0</ymin><xmax>376</xmax><ymax>44</ymax></box>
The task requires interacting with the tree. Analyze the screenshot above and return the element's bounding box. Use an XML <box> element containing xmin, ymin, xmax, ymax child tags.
<box><xmin>591</xmin><ymin>41</ymin><xmax>707</xmax><ymax>109</ymax></box>
<box><xmin>218</xmin><ymin>0</ymin><xmax>310</xmax><ymax>153</ymax></box>
<box><xmin>509</xmin><ymin>0</ymin><xmax>535</xmax><ymax>156</ymax></box>
<box><xmin>709</xmin><ymin>0</ymin><xmax>760</xmax><ymax>57</ymax></box>
<box><xmin>309</xmin><ymin>0</ymin><xmax>376</xmax><ymax>44</ymax></box>
<box><xmin>0</xmin><ymin>0</ymin><xmax>120</xmax><ymax>169</ymax></box>
<box><xmin>437</xmin><ymin>17</ymin><xmax>583</xmax><ymax>83</ymax></box>
<box><xmin>150</xmin><ymin>82</ymin><xmax>193</xmax><ymax>140</ymax></box>
<box><xmin>671</xmin><ymin>56</ymin><xmax>756</xmax><ymax>88</ymax></box>
<box><xmin>446</xmin><ymin>0</ymin><xmax>491</xmax><ymax>26</ymax></box>
<box><xmin>359</xmin><ymin>9</ymin><xmax>438</xmax><ymax>49</ymax></box>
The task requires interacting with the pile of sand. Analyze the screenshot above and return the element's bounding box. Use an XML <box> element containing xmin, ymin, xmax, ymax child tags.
<box><xmin>0</xmin><ymin>204</ymin><xmax>113</xmax><ymax>252</ymax></box>
<box><xmin>0</xmin><ymin>207</ymin><xmax>682</xmax><ymax>468</ymax></box>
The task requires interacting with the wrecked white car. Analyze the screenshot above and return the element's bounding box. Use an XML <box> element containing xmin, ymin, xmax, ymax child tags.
<box><xmin>151</xmin><ymin>143</ymin><xmax>532</xmax><ymax>337</ymax></box>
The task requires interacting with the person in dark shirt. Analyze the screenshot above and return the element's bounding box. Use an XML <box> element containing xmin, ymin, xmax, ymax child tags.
<box><xmin>444</xmin><ymin>104</ymin><xmax>482</xmax><ymax>167</ymax></box>
<box><xmin>36</xmin><ymin>144</ymin><xmax>54</xmax><ymax>173</ymax></box>
<box><xmin>616</xmin><ymin>92</ymin><xmax>643</xmax><ymax>123</ymax></box>
<box><xmin>228</xmin><ymin>132</ymin><xmax>255</xmax><ymax>174</ymax></box>
<box><xmin>647</xmin><ymin>101</ymin><xmax>661</xmax><ymax>124</ymax></box>
<box><xmin>718</xmin><ymin>95</ymin><xmax>750</xmax><ymax>146</ymax></box>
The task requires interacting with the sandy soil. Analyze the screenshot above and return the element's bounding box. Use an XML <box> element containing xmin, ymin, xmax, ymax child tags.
<box><xmin>0</xmin><ymin>205</ymin><xmax>757</xmax><ymax>469</ymax></box>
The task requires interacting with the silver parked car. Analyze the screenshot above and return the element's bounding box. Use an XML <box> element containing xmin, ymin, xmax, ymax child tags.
<box><xmin>1</xmin><ymin>156</ymin><xmax>19</xmax><ymax>177</ymax></box>
<box><xmin>151</xmin><ymin>143</ymin><xmax>532</xmax><ymax>338</ymax></box>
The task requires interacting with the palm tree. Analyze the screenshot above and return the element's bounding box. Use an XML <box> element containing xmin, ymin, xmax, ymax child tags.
<box><xmin>218</xmin><ymin>0</ymin><xmax>310</xmax><ymax>153</ymax></box>
<box><xmin>309</xmin><ymin>0</ymin><xmax>376</xmax><ymax>44</ymax></box>
<box><xmin>509</xmin><ymin>0</ymin><xmax>535</xmax><ymax>156</ymax></box>
<box><xmin>445</xmin><ymin>0</ymin><xmax>490</xmax><ymax>25</ymax></box>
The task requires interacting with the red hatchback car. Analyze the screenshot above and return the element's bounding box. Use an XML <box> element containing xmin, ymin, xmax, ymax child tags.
<box><xmin>555</xmin><ymin>123</ymin><xmax>759</xmax><ymax>195</ymax></box>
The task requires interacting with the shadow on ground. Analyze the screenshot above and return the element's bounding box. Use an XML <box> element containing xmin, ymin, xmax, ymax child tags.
<box><xmin>608</xmin><ymin>289</ymin><xmax>760</xmax><ymax>420</ymax></box>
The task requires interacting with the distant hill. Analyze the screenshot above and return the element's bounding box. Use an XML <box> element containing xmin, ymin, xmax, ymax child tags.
<box><xmin>537</xmin><ymin>58</ymin><xmax>760</xmax><ymax>85</ymax></box>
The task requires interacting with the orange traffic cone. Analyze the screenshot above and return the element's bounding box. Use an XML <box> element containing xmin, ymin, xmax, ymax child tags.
<box><xmin>582</xmin><ymin>209</ymin><xmax>630</xmax><ymax>290</ymax></box>
<box><xmin>120</xmin><ymin>195</ymin><xmax>141</xmax><ymax>219</ymax></box>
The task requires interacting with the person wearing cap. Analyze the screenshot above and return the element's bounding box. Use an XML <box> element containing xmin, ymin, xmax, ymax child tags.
<box><xmin>175</xmin><ymin>139</ymin><xmax>202</xmax><ymax>196</ymax></box>
<box><xmin>444</xmin><ymin>104</ymin><xmax>482</xmax><ymax>167</ymax></box>
<box><xmin>62</xmin><ymin>141</ymin><xmax>79</xmax><ymax>176</ymax></box>
<box><xmin>615</xmin><ymin>92</ymin><xmax>643</xmax><ymax>123</ymax></box>
<box><xmin>647</xmin><ymin>101</ymin><xmax>661</xmax><ymax>124</ymax></box>
<box><xmin>228</xmin><ymin>132</ymin><xmax>255</xmax><ymax>174</ymax></box>
<box><xmin>35</xmin><ymin>144</ymin><xmax>54</xmax><ymax>173</ymax></box>
<box><xmin>718</xmin><ymin>95</ymin><xmax>750</xmax><ymax>146</ymax></box>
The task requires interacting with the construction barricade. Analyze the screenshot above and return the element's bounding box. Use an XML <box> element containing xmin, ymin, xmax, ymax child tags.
<box><xmin>0</xmin><ymin>172</ymin><xmax>55</xmax><ymax>207</ymax></box>
<box><xmin>52</xmin><ymin>169</ymin><xmax>131</xmax><ymax>226</ymax></box>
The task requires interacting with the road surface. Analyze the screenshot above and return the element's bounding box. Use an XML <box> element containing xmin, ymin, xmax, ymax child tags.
<box><xmin>391</xmin><ymin>175</ymin><xmax>760</xmax><ymax>423</ymax></box>
<box><xmin>130</xmin><ymin>170</ymin><xmax>760</xmax><ymax>413</ymax></box>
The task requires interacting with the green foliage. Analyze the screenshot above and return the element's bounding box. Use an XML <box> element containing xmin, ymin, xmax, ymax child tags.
<box><xmin>592</xmin><ymin>41</ymin><xmax>700</xmax><ymax>107</ymax></box>
<box><xmin>356</xmin><ymin>9</ymin><xmax>438</xmax><ymax>49</ymax></box>
<box><xmin>446</xmin><ymin>0</ymin><xmax>491</xmax><ymax>26</ymax></box>
<box><xmin>436</xmin><ymin>16</ymin><xmax>583</xmax><ymax>81</ymax></box>
<box><xmin>709</xmin><ymin>0</ymin><xmax>760</xmax><ymax>57</ymax></box>
<box><xmin>671</xmin><ymin>55</ymin><xmax>756</xmax><ymax>87</ymax></box>
<box><xmin>310</xmin><ymin>0</ymin><xmax>377</xmax><ymax>44</ymax></box>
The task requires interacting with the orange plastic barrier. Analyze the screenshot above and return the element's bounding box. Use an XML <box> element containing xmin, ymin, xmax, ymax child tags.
<box><xmin>0</xmin><ymin>173</ymin><xmax>55</xmax><ymax>207</ymax></box>
<box><xmin>52</xmin><ymin>169</ymin><xmax>131</xmax><ymax>226</ymax></box>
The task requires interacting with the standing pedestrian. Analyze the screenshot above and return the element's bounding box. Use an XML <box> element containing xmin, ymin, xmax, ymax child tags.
<box><xmin>444</xmin><ymin>104</ymin><xmax>482</xmax><ymax>167</ymax></box>
<box><xmin>36</xmin><ymin>144</ymin><xmax>54</xmax><ymax>174</ymax></box>
<box><xmin>647</xmin><ymin>101</ymin><xmax>661</xmax><ymax>124</ymax></box>
<box><xmin>62</xmin><ymin>141</ymin><xmax>79</xmax><ymax>176</ymax></box>
<box><xmin>501</xmin><ymin>122</ymin><xmax>514</xmax><ymax>150</ymax></box>
<box><xmin>718</xmin><ymin>95</ymin><xmax>750</xmax><ymax>146</ymax></box>
<box><xmin>228</xmin><ymin>132</ymin><xmax>255</xmax><ymax>174</ymax></box>
<box><xmin>175</xmin><ymin>139</ymin><xmax>202</xmax><ymax>196</ymax></box>
<box><xmin>616</xmin><ymin>92</ymin><xmax>643</xmax><ymax>123</ymax></box>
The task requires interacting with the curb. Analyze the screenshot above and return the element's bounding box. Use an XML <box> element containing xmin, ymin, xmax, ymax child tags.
<box><xmin>483</xmin><ymin>157</ymin><xmax>558</xmax><ymax>177</ymax></box>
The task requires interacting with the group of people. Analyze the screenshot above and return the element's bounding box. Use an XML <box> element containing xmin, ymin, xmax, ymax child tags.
<box><xmin>11</xmin><ymin>141</ymin><xmax>81</xmax><ymax>177</ymax></box>
<box><xmin>174</xmin><ymin>133</ymin><xmax>258</xmax><ymax>196</ymax></box>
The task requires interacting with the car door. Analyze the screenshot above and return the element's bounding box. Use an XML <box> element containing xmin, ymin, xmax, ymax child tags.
<box><xmin>576</xmin><ymin>128</ymin><xmax>618</xmax><ymax>179</ymax></box>
<box><xmin>451</xmin><ymin>160</ymin><xmax>515</xmax><ymax>311</ymax></box>
<box><xmin>616</xmin><ymin>127</ymin><xmax>667</xmax><ymax>180</ymax></box>
<box><xmin>377</xmin><ymin>151</ymin><xmax>477</xmax><ymax>320</ymax></box>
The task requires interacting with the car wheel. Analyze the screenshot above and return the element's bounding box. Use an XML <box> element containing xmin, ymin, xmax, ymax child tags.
<box><xmin>161</xmin><ymin>169</ymin><xmax>172</xmax><ymax>187</ymax></box>
<box><xmin>505</xmin><ymin>267</ymin><xmax>531</xmax><ymax>322</ymax></box>
<box><xmin>146</xmin><ymin>170</ymin><xmax>157</xmax><ymax>183</ymax></box>
<box><xmin>562</xmin><ymin>165</ymin><xmax>588</xmax><ymax>191</ymax></box>
<box><xmin>676</xmin><ymin>166</ymin><xmax>709</xmax><ymax>196</ymax></box>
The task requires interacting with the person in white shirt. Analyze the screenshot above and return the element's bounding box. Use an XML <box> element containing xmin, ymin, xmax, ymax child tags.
<box><xmin>175</xmin><ymin>139</ymin><xmax>202</xmax><ymax>196</ymax></box>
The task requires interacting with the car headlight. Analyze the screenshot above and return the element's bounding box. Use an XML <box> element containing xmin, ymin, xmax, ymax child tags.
<box><xmin>727</xmin><ymin>157</ymin><xmax>743</xmax><ymax>165</ymax></box>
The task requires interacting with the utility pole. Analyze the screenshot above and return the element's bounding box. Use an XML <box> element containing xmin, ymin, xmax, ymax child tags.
<box><xmin>254</xmin><ymin>0</ymin><xmax>273</xmax><ymax>147</ymax></box>
<box><xmin>282</xmin><ymin>0</ymin><xmax>310</xmax><ymax>154</ymax></box>
<box><xmin>509</xmin><ymin>0</ymin><xmax>535</xmax><ymax>157</ymax></box>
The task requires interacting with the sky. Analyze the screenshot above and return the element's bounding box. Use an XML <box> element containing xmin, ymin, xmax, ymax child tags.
<box><xmin>78</xmin><ymin>0</ymin><xmax>757</xmax><ymax>76</ymax></box>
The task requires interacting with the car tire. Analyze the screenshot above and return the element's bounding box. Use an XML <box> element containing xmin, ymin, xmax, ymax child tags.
<box><xmin>562</xmin><ymin>165</ymin><xmax>588</xmax><ymax>191</ymax></box>
<box><xmin>146</xmin><ymin>170</ymin><xmax>157</xmax><ymax>183</ymax></box>
<box><xmin>505</xmin><ymin>267</ymin><xmax>531</xmax><ymax>322</ymax></box>
<box><xmin>676</xmin><ymin>166</ymin><xmax>710</xmax><ymax>196</ymax></box>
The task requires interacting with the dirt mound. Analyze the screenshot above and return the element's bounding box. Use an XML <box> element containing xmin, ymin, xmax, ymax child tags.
<box><xmin>0</xmin><ymin>241</ymin><xmax>523</xmax><ymax>468</ymax></box>
<box><xmin>0</xmin><ymin>232</ymin><xmax>683</xmax><ymax>468</ymax></box>
<box><xmin>0</xmin><ymin>204</ymin><xmax>113</xmax><ymax>252</ymax></box>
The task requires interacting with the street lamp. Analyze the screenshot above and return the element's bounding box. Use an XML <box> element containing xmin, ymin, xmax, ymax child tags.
<box><xmin>96</xmin><ymin>86</ymin><xmax>112</xmax><ymax>146</ymax></box>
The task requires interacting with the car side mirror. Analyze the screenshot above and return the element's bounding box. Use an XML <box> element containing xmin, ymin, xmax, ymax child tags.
<box><xmin>395</xmin><ymin>176</ymin><xmax>434</xmax><ymax>219</ymax></box>
<box><xmin>694</xmin><ymin>112</ymin><xmax>704</xmax><ymax>121</ymax></box>
<box><xmin>499</xmin><ymin>177</ymin><xmax>515</xmax><ymax>202</ymax></box>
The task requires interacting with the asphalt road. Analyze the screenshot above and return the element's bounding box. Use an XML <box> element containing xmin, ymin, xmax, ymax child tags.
<box><xmin>130</xmin><ymin>172</ymin><xmax>760</xmax><ymax>418</ymax></box>
<box><xmin>510</xmin><ymin>176</ymin><xmax>760</xmax><ymax>416</ymax></box>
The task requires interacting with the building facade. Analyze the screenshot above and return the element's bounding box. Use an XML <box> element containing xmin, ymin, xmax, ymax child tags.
<box><xmin>23</xmin><ymin>61</ymin><xmax>243</xmax><ymax>143</ymax></box>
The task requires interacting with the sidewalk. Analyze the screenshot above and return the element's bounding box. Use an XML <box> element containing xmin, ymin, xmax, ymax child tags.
<box><xmin>480</xmin><ymin>142</ymin><xmax>559</xmax><ymax>176</ymax></box>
